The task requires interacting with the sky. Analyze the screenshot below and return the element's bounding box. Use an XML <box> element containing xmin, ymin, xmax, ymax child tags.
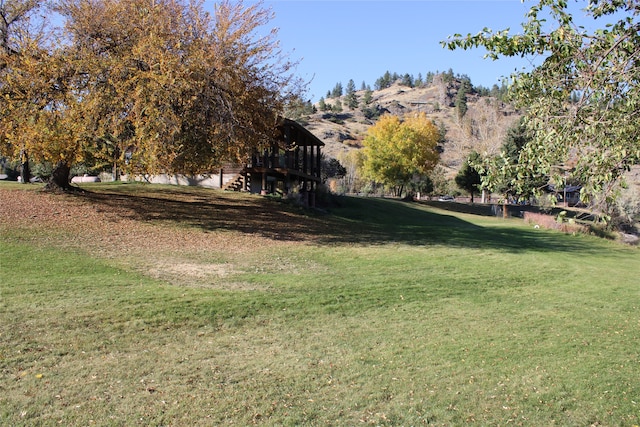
<box><xmin>242</xmin><ymin>0</ymin><xmax>545</xmax><ymax>101</ymax></box>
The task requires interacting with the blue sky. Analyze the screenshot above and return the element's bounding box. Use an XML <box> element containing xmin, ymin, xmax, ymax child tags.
<box><xmin>250</xmin><ymin>0</ymin><xmax>543</xmax><ymax>101</ymax></box>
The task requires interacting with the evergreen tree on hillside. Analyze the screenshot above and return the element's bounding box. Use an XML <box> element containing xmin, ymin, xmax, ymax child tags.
<box><xmin>455</xmin><ymin>85</ymin><xmax>468</xmax><ymax>121</ymax></box>
<box><xmin>362</xmin><ymin>89</ymin><xmax>373</xmax><ymax>105</ymax></box>
<box><xmin>400</xmin><ymin>73</ymin><xmax>414</xmax><ymax>87</ymax></box>
<box><xmin>442</xmin><ymin>68</ymin><xmax>455</xmax><ymax>83</ymax></box>
<box><xmin>360</xmin><ymin>81</ymin><xmax>367</xmax><ymax>91</ymax></box>
<box><xmin>489</xmin><ymin>83</ymin><xmax>508</xmax><ymax>101</ymax></box>
<box><xmin>318</xmin><ymin>97</ymin><xmax>328</xmax><ymax>112</ymax></box>
<box><xmin>285</xmin><ymin>97</ymin><xmax>316</xmax><ymax>119</ymax></box>
<box><xmin>475</xmin><ymin>85</ymin><xmax>491</xmax><ymax>97</ymax></box>
<box><xmin>346</xmin><ymin>79</ymin><xmax>356</xmax><ymax>94</ymax></box>
<box><xmin>332</xmin><ymin>98</ymin><xmax>343</xmax><ymax>112</ymax></box>
<box><xmin>331</xmin><ymin>82</ymin><xmax>343</xmax><ymax>98</ymax></box>
<box><xmin>459</xmin><ymin>74</ymin><xmax>472</xmax><ymax>89</ymax></box>
<box><xmin>374</xmin><ymin>70</ymin><xmax>393</xmax><ymax>90</ymax></box>
<box><xmin>345</xmin><ymin>79</ymin><xmax>358</xmax><ymax>110</ymax></box>
<box><xmin>425</xmin><ymin>71</ymin><xmax>435</xmax><ymax>85</ymax></box>
<box><xmin>437</xmin><ymin>122</ymin><xmax>447</xmax><ymax>147</ymax></box>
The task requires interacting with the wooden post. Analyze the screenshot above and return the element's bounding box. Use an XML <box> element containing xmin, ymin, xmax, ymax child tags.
<box><xmin>316</xmin><ymin>145</ymin><xmax>321</xmax><ymax>179</ymax></box>
<box><xmin>309</xmin><ymin>141</ymin><xmax>315</xmax><ymax>177</ymax></box>
<box><xmin>303</xmin><ymin>145</ymin><xmax>308</xmax><ymax>175</ymax></box>
<box><xmin>261</xmin><ymin>171</ymin><xmax>267</xmax><ymax>195</ymax></box>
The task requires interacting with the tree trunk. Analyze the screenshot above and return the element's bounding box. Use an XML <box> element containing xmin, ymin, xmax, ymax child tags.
<box><xmin>112</xmin><ymin>161</ymin><xmax>119</xmax><ymax>181</ymax></box>
<box><xmin>470</xmin><ymin>190</ymin><xmax>474</xmax><ymax>204</ymax></box>
<box><xmin>20</xmin><ymin>150</ymin><xmax>30</xmax><ymax>184</ymax></box>
<box><xmin>45</xmin><ymin>161</ymin><xmax>72</xmax><ymax>191</ymax></box>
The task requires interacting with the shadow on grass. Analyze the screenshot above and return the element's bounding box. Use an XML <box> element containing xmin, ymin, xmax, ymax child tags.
<box><xmin>321</xmin><ymin>196</ymin><xmax>595</xmax><ymax>253</ymax></box>
<box><xmin>75</xmin><ymin>185</ymin><xmax>597</xmax><ymax>254</ymax></box>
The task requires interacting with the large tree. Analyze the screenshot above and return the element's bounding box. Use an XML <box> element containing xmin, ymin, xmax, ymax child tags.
<box><xmin>1</xmin><ymin>0</ymin><xmax>302</xmax><ymax>190</ymax></box>
<box><xmin>361</xmin><ymin>113</ymin><xmax>440</xmax><ymax>197</ymax></box>
<box><xmin>455</xmin><ymin>151</ymin><xmax>482</xmax><ymax>203</ymax></box>
<box><xmin>444</xmin><ymin>0</ymin><xmax>640</xmax><ymax>216</ymax></box>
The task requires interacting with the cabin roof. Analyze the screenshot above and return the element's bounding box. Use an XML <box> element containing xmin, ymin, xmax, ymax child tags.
<box><xmin>278</xmin><ymin>118</ymin><xmax>324</xmax><ymax>148</ymax></box>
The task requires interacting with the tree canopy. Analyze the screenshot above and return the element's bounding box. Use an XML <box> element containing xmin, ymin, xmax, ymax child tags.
<box><xmin>0</xmin><ymin>0</ymin><xmax>302</xmax><ymax>189</ymax></box>
<box><xmin>444</xmin><ymin>0</ymin><xmax>640</xmax><ymax>214</ymax></box>
<box><xmin>360</xmin><ymin>113</ymin><xmax>440</xmax><ymax>197</ymax></box>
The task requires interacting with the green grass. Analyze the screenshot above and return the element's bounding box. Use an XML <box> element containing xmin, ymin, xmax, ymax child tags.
<box><xmin>1</xmin><ymin>184</ymin><xmax>639</xmax><ymax>426</ymax></box>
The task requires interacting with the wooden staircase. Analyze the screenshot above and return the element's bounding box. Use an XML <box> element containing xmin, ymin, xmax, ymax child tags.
<box><xmin>222</xmin><ymin>172</ymin><xmax>248</xmax><ymax>192</ymax></box>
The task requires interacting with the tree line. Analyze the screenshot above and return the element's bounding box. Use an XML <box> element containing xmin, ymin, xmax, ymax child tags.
<box><xmin>324</xmin><ymin>69</ymin><xmax>509</xmax><ymax>102</ymax></box>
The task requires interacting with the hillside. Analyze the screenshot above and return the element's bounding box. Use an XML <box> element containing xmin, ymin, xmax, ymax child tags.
<box><xmin>294</xmin><ymin>76</ymin><xmax>521</xmax><ymax>177</ymax></box>
<box><xmin>294</xmin><ymin>79</ymin><xmax>640</xmax><ymax>223</ymax></box>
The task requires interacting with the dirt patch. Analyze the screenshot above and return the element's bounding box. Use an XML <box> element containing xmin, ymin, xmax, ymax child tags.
<box><xmin>158</xmin><ymin>262</ymin><xmax>236</xmax><ymax>278</ymax></box>
<box><xmin>145</xmin><ymin>262</ymin><xmax>270</xmax><ymax>290</ymax></box>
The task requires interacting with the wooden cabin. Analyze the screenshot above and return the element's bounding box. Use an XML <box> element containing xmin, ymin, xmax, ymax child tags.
<box><xmin>221</xmin><ymin>118</ymin><xmax>324</xmax><ymax>207</ymax></box>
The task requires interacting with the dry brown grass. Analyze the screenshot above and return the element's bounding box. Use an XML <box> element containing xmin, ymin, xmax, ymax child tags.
<box><xmin>523</xmin><ymin>211</ymin><xmax>589</xmax><ymax>234</ymax></box>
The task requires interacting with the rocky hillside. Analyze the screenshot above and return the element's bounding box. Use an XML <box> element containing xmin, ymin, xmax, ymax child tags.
<box><xmin>293</xmin><ymin>76</ymin><xmax>522</xmax><ymax>177</ymax></box>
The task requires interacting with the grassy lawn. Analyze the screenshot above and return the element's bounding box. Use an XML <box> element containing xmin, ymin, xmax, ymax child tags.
<box><xmin>1</xmin><ymin>182</ymin><xmax>639</xmax><ymax>426</ymax></box>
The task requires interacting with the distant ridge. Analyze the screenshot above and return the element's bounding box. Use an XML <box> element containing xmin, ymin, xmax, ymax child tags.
<box><xmin>289</xmin><ymin>77</ymin><xmax>521</xmax><ymax>178</ymax></box>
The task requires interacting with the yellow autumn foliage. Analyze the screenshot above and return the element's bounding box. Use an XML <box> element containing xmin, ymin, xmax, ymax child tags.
<box><xmin>0</xmin><ymin>0</ymin><xmax>303</xmax><ymax>187</ymax></box>
<box><xmin>361</xmin><ymin>113</ymin><xmax>440</xmax><ymax>193</ymax></box>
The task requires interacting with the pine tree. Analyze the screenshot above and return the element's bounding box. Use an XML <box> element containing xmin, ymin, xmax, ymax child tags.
<box><xmin>455</xmin><ymin>152</ymin><xmax>482</xmax><ymax>203</ymax></box>
<box><xmin>345</xmin><ymin>79</ymin><xmax>358</xmax><ymax>110</ymax></box>
<box><xmin>331</xmin><ymin>82</ymin><xmax>343</xmax><ymax>98</ymax></box>
<box><xmin>374</xmin><ymin>70</ymin><xmax>393</xmax><ymax>90</ymax></box>
<box><xmin>332</xmin><ymin>98</ymin><xmax>343</xmax><ymax>112</ymax></box>
<box><xmin>362</xmin><ymin>89</ymin><xmax>373</xmax><ymax>105</ymax></box>
<box><xmin>401</xmin><ymin>73</ymin><xmax>414</xmax><ymax>87</ymax></box>
<box><xmin>426</xmin><ymin>71</ymin><xmax>435</xmax><ymax>85</ymax></box>
<box><xmin>415</xmin><ymin>72</ymin><xmax>424</xmax><ymax>87</ymax></box>
<box><xmin>318</xmin><ymin>97</ymin><xmax>328</xmax><ymax>112</ymax></box>
<box><xmin>455</xmin><ymin>86</ymin><xmax>468</xmax><ymax>121</ymax></box>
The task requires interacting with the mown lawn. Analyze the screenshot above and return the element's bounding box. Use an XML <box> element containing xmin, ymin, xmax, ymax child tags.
<box><xmin>1</xmin><ymin>182</ymin><xmax>639</xmax><ymax>426</ymax></box>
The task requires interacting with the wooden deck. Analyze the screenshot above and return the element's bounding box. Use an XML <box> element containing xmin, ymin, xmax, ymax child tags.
<box><xmin>223</xmin><ymin>118</ymin><xmax>324</xmax><ymax>206</ymax></box>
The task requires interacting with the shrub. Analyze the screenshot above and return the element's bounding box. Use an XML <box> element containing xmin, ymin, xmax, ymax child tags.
<box><xmin>523</xmin><ymin>211</ymin><xmax>588</xmax><ymax>235</ymax></box>
<box><xmin>611</xmin><ymin>190</ymin><xmax>640</xmax><ymax>233</ymax></box>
